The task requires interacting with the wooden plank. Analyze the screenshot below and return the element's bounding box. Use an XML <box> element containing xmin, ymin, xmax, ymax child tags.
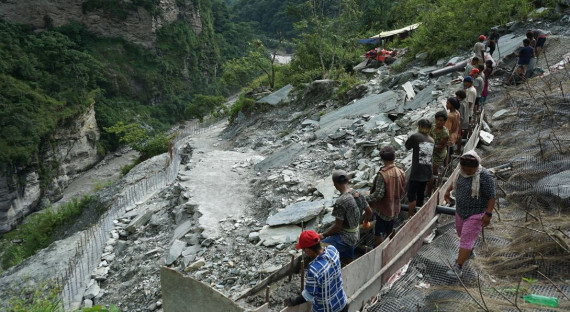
<box><xmin>347</xmin><ymin>216</ymin><xmax>437</xmax><ymax>309</ymax></box>
<box><xmin>237</xmin><ymin>256</ymin><xmax>302</xmax><ymax>300</ymax></box>
<box><xmin>279</xmin><ymin>302</ymin><xmax>311</xmax><ymax>312</ymax></box>
<box><xmin>346</xmin><ymin>239</ymin><xmax>388</xmax><ymax>312</ymax></box>
<box><xmin>253</xmin><ymin>303</ymin><xmax>270</xmax><ymax>312</ymax></box>
<box><xmin>381</xmin><ymin>216</ymin><xmax>438</xmax><ymax>284</ymax></box>
<box><xmin>161</xmin><ymin>267</ymin><xmax>244</xmax><ymax>312</ymax></box>
<box><xmin>382</xmin><ymin>195</ymin><xmax>437</xmax><ymax>263</ymax></box>
<box><xmin>341</xmin><ymin>238</ymin><xmax>384</xmax><ymax>297</ymax></box>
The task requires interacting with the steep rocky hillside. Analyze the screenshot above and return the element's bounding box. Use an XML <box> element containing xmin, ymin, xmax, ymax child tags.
<box><xmin>0</xmin><ymin>0</ymin><xmax>202</xmax><ymax>47</ymax></box>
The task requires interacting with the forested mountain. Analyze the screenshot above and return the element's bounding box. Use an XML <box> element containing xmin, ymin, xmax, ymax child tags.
<box><xmin>231</xmin><ymin>0</ymin><xmax>305</xmax><ymax>39</ymax></box>
<box><xmin>0</xmin><ymin>0</ymin><xmax>255</xmax><ymax>170</ymax></box>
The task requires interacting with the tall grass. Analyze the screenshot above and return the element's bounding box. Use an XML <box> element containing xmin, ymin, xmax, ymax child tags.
<box><xmin>0</xmin><ymin>196</ymin><xmax>93</xmax><ymax>271</ymax></box>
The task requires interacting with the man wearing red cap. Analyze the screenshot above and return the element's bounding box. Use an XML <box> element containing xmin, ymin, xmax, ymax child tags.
<box><xmin>284</xmin><ymin>230</ymin><xmax>348</xmax><ymax>312</ymax></box>
<box><xmin>473</xmin><ymin>35</ymin><xmax>486</xmax><ymax>66</ymax></box>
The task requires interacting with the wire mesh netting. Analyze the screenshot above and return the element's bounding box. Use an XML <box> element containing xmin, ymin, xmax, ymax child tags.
<box><xmin>368</xmin><ymin>68</ymin><xmax>570</xmax><ymax>312</ymax></box>
<box><xmin>367</xmin><ymin>221</ymin><xmax>570</xmax><ymax>312</ymax></box>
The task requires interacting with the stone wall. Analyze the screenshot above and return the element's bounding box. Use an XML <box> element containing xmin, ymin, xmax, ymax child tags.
<box><xmin>0</xmin><ymin>0</ymin><xmax>202</xmax><ymax>47</ymax></box>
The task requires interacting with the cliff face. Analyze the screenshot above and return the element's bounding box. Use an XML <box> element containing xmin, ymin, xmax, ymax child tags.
<box><xmin>44</xmin><ymin>104</ymin><xmax>102</xmax><ymax>200</ymax></box>
<box><xmin>0</xmin><ymin>105</ymin><xmax>101</xmax><ymax>234</ymax></box>
<box><xmin>0</xmin><ymin>172</ymin><xmax>41</xmax><ymax>234</ymax></box>
<box><xmin>0</xmin><ymin>0</ymin><xmax>202</xmax><ymax>47</ymax></box>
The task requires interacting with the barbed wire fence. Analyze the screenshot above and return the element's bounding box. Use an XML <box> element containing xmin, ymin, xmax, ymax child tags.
<box><xmin>56</xmin><ymin>116</ymin><xmax>224</xmax><ymax>310</ymax></box>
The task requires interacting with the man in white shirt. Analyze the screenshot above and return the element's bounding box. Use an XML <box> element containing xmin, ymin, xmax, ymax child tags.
<box><xmin>473</xmin><ymin>35</ymin><xmax>486</xmax><ymax>66</ymax></box>
<box><xmin>463</xmin><ymin>76</ymin><xmax>477</xmax><ymax>126</ymax></box>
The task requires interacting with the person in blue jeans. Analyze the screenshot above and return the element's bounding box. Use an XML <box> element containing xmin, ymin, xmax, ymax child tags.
<box><xmin>318</xmin><ymin>170</ymin><xmax>372</xmax><ymax>264</ymax></box>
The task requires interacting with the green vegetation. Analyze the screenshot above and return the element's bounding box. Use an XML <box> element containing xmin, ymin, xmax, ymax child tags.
<box><xmin>82</xmin><ymin>0</ymin><xmax>161</xmax><ymax>19</ymax></box>
<box><xmin>92</xmin><ymin>179</ymin><xmax>113</xmax><ymax>192</ymax></box>
<box><xmin>0</xmin><ymin>0</ymin><xmax>255</xmax><ymax>189</ymax></box>
<box><xmin>185</xmin><ymin>94</ymin><xmax>227</xmax><ymax>121</ymax></box>
<box><xmin>6</xmin><ymin>278</ymin><xmax>119</xmax><ymax>312</ymax></box>
<box><xmin>228</xmin><ymin>92</ymin><xmax>257</xmax><ymax>123</ymax></box>
<box><xmin>104</xmin><ymin>122</ymin><xmax>174</xmax><ymax>161</ymax></box>
<box><xmin>7</xmin><ymin>279</ymin><xmax>61</xmax><ymax>312</ymax></box>
<box><xmin>0</xmin><ymin>196</ymin><xmax>95</xmax><ymax>270</ymax></box>
<box><xmin>231</xmin><ymin>0</ymin><xmax>305</xmax><ymax>39</ymax></box>
<box><xmin>334</xmin><ymin>72</ymin><xmax>363</xmax><ymax>102</ymax></box>
<box><xmin>78</xmin><ymin>306</ymin><xmax>120</xmax><ymax>312</ymax></box>
<box><xmin>393</xmin><ymin>0</ymin><xmax>532</xmax><ymax>62</ymax></box>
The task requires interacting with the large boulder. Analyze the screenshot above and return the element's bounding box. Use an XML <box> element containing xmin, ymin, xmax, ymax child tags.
<box><xmin>266</xmin><ymin>201</ymin><xmax>325</xmax><ymax>226</ymax></box>
<box><xmin>256</xmin><ymin>84</ymin><xmax>293</xmax><ymax>106</ymax></box>
<box><xmin>259</xmin><ymin>225</ymin><xmax>303</xmax><ymax>246</ymax></box>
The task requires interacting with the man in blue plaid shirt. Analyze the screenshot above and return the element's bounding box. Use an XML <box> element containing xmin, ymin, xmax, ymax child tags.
<box><xmin>284</xmin><ymin>230</ymin><xmax>348</xmax><ymax>312</ymax></box>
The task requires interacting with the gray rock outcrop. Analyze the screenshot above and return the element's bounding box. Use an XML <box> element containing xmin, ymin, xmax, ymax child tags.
<box><xmin>259</xmin><ymin>225</ymin><xmax>302</xmax><ymax>246</ymax></box>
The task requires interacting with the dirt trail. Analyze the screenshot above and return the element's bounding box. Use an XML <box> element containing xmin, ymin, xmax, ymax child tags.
<box><xmin>178</xmin><ymin>121</ymin><xmax>262</xmax><ymax>239</ymax></box>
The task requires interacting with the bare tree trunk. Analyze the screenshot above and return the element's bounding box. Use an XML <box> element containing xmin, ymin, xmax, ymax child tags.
<box><xmin>328</xmin><ymin>38</ymin><xmax>338</xmax><ymax>78</ymax></box>
<box><xmin>312</xmin><ymin>0</ymin><xmax>327</xmax><ymax>79</ymax></box>
<box><xmin>269</xmin><ymin>36</ymin><xmax>284</xmax><ymax>89</ymax></box>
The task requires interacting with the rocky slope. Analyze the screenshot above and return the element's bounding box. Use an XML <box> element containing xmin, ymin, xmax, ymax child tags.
<box><xmin>0</xmin><ymin>0</ymin><xmax>202</xmax><ymax>48</ymax></box>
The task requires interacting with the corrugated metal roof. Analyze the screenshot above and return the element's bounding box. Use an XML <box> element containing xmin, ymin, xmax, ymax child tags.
<box><xmin>370</xmin><ymin>23</ymin><xmax>422</xmax><ymax>39</ymax></box>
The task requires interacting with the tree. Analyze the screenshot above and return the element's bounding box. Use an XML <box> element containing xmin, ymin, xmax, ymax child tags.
<box><xmin>247</xmin><ymin>39</ymin><xmax>284</xmax><ymax>89</ymax></box>
<box><xmin>104</xmin><ymin>122</ymin><xmax>172</xmax><ymax>161</ymax></box>
<box><xmin>290</xmin><ymin>0</ymin><xmax>363</xmax><ymax>79</ymax></box>
<box><xmin>184</xmin><ymin>94</ymin><xmax>226</xmax><ymax>120</ymax></box>
<box><xmin>221</xmin><ymin>39</ymin><xmax>283</xmax><ymax>90</ymax></box>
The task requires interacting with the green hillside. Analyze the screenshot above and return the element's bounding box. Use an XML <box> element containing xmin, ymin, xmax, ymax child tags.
<box><xmin>0</xmin><ymin>0</ymin><xmax>254</xmax><ymax>171</ymax></box>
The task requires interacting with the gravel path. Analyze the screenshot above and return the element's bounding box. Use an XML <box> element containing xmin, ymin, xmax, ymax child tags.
<box><xmin>178</xmin><ymin>121</ymin><xmax>261</xmax><ymax>239</ymax></box>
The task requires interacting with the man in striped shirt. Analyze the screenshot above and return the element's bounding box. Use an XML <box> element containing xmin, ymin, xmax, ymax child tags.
<box><xmin>284</xmin><ymin>230</ymin><xmax>348</xmax><ymax>312</ymax></box>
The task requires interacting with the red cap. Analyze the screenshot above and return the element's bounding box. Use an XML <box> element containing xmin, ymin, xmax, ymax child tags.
<box><xmin>469</xmin><ymin>68</ymin><xmax>480</xmax><ymax>76</ymax></box>
<box><xmin>295</xmin><ymin>230</ymin><xmax>320</xmax><ymax>249</ymax></box>
<box><xmin>479</xmin><ymin>35</ymin><xmax>486</xmax><ymax>41</ymax></box>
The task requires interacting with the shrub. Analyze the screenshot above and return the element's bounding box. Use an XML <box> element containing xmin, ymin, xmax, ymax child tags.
<box><xmin>334</xmin><ymin>72</ymin><xmax>363</xmax><ymax>103</ymax></box>
<box><xmin>228</xmin><ymin>92</ymin><xmax>257</xmax><ymax>124</ymax></box>
<box><xmin>138</xmin><ymin>133</ymin><xmax>171</xmax><ymax>161</ymax></box>
<box><xmin>120</xmin><ymin>161</ymin><xmax>139</xmax><ymax>176</ymax></box>
<box><xmin>7</xmin><ymin>279</ymin><xmax>61</xmax><ymax>312</ymax></box>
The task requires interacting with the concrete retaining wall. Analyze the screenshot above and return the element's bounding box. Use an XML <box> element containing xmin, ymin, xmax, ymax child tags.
<box><xmin>161</xmin><ymin>267</ymin><xmax>245</xmax><ymax>312</ymax></box>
